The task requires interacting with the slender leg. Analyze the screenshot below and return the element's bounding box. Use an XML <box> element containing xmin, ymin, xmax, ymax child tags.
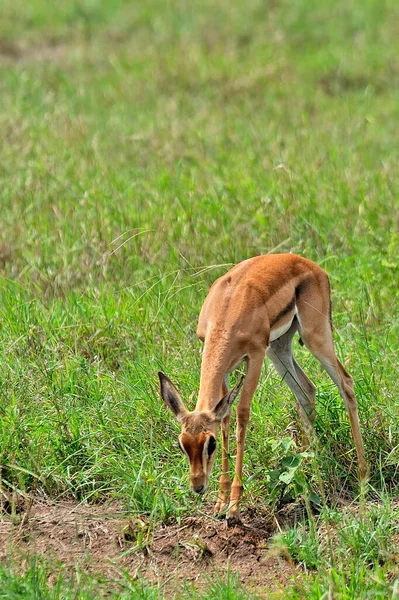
<box><xmin>297</xmin><ymin>295</ymin><xmax>368</xmax><ymax>480</ymax></box>
<box><xmin>226</xmin><ymin>353</ymin><xmax>265</xmax><ymax>525</ymax></box>
<box><xmin>293</xmin><ymin>361</ymin><xmax>317</xmax><ymax>427</ymax></box>
<box><xmin>313</xmin><ymin>349</ymin><xmax>368</xmax><ymax>479</ymax></box>
<box><xmin>267</xmin><ymin>321</ymin><xmax>316</xmax><ymax>439</ymax></box>
<box><xmin>214</xmin><ymin>377</ymin><xmax>231</xmax><ymax>515</ymax></box>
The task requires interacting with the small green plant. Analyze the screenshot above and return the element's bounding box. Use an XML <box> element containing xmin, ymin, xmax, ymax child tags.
<box><xmin>266</xmin><ymin>438</ymin><xmax>322</xmax><ymax>510</ymax></box>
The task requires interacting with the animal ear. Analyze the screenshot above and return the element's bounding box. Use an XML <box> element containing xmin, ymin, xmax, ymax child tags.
<box><xmin>213</xmin><ymin>376</ymin><xmax>244</xmax><ymax>421</ymax></box>
<box><xmin>158</xmin><ymin>372</ymin><xmax>188</xmax><ymax>421</ymax></box>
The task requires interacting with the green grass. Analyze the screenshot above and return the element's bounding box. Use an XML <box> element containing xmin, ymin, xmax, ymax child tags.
<box><xmin>1</xmin><ymin>0</ymin><xmax>399</xmax><ymax>597</ymax></box>
<box><xmin>272</xmin><ymin>493</ymin><xmax>399</xmax><ymax>597</ymax></box>
<box><xmin>0</xmin><ymin>559</ymin><xmax>259</xmax><ymax>599</ymax></box>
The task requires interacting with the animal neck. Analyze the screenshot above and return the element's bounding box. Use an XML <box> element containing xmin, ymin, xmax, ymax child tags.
<box><xmin>196</xmin><ymin>330</ymin><xmax>229</xmax><ymax>411</ymax></box>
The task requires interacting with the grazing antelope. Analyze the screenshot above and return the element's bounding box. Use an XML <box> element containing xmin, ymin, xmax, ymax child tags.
<box><xmin>159</xmin><ymin>254</ymin><xmax>368</xmax><ymax>525</ymax></box>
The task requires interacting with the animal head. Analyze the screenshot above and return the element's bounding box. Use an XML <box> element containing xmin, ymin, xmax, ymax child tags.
<box><xmin>158</xmin><ymin>372</ymin><xmax>243</xmax><ymax>494</ymax></box>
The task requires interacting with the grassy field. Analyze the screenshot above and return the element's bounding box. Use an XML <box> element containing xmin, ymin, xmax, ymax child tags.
<box><xmin>1</xmin><ymin>0</ymin><xmax>399</xmax><ymax>597</ymax></box>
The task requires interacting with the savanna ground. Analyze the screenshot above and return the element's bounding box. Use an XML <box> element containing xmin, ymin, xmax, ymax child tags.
<box><xmin>0</xmin><ymin>0</ymin><xmax>399</xmax><ymax>597</ymax></box>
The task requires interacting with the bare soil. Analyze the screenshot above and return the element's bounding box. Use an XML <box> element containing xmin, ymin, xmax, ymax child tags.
<box><xmin>0</xmin><ymin>498</ymin><xmax>303</xmax><ymax>596</ymax></box>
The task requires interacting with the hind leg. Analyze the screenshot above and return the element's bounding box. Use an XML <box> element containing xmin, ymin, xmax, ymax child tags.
<box><xmin>296</xmin><ymin>278</ymin><xmax>368</xmax><ymax>479</ymax></box>
<box><xmin>267</xmin><ymin>320</ymin><xmax>316</xmax><ymax>440</ymax></box>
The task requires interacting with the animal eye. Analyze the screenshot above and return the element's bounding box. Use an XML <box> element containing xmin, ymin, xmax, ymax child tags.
<box><xmin>207</xmin><ymin>436</ymin><xmax>216</xmax><ymax>457</ymax></box>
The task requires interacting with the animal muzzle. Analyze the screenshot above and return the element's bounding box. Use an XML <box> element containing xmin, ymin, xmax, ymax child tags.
<box><xmin>190</xmin><ymin>474</ymin><xmax>208</xmax><ymax>495</ymax></box>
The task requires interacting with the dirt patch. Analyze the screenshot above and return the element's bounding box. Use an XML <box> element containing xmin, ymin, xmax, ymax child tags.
<box><xmin>0</xmin><ymin>242</ymin><xmax>12</xmax><ymax>268</ymax></box>
<box><xmin>136</xmin><ymin>511</ymin><xmax>300</xmax><ymax>594</ymax></box>
<box><xmin>0</xmin><ymin>499</ymin><xmax>302</xmax><ymax>595</ymax></box>
<box><xmin>0</xmin><ymin>38</ymin><xmax>70</xmax><ymax>65</ymax></box>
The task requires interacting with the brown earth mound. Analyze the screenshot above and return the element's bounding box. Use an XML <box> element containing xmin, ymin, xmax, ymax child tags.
<box><xmin>0</xmin><ymin>499</ymin><xmax>302</xmax><ymax>596</ymax></box>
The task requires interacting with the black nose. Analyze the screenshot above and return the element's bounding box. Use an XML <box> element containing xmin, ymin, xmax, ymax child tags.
<box><xmin>193</xmin><ymin>485</ymin><xmax>205</xmax><ymax>495</ymax></box>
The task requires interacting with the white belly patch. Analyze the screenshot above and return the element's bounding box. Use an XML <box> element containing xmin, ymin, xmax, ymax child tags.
<box><xmin>269</xmin><ymin>315</ymin><xmax>295</xmax><ymax>342</ymax></box>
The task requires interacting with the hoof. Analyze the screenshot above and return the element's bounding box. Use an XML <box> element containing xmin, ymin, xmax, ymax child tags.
<box><xmin>213</xmin><ymin>501</ymin><xmax>228</xmax><ymax>519</ymax></box>
<box><xmin>226</xmin><ymin>511</ymin><xmax>242</xmax><ymax>527</ymax></box>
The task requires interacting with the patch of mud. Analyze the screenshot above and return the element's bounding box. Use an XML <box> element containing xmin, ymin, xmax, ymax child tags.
<box><xmin>0</xmin><ymin>500</ymin><xmax>301</xmax><ymax>595</ymax></box>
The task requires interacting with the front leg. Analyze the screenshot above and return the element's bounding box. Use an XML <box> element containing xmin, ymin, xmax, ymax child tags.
<box><xmin>214</xmin><ymin>412</ymin><xmax>231</xmax><ymax>515</ymax></box>
<box><xmin>214</xmin><ymin>373</ymin><xmax>231</xmax><ymax>515</ymax></box>
<box><xmin>226</xmin><ymin>354</ymin><xmax>264</xmax><ymax>526</ymax></box>
<box><xmin>226</xmin><ymin>403</ymin><xmax>249</xmax><ymax>525</ymax></box>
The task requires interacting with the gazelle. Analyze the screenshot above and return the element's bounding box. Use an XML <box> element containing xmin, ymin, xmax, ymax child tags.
<box><xmin>159</xmin><ymin>254</ymin><xmax>368</xmax><ymax>525</ymax></box>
